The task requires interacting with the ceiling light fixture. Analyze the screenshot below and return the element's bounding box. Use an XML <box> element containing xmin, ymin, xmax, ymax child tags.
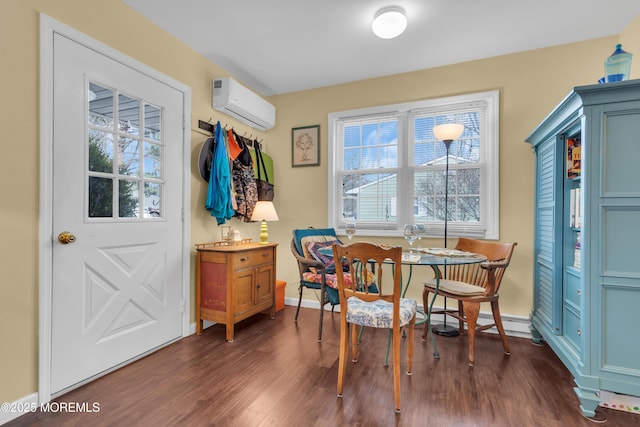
<box><xmin>372</xmin><ymin>6</ymin><xmax>407</xmax><ymax>39</ymax></box>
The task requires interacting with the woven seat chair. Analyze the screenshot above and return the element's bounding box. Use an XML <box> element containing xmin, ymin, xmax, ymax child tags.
<box><xmin>333</xmin><ymin>242</ymin><xmax>417</xmax><ymax>413</ymax></box>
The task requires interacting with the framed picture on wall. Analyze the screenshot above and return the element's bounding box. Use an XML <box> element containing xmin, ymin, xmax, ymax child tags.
<box><xmin>292</xmin><ymin>125</ymin><xmax>320</xmax><ymax>167</ymax></box>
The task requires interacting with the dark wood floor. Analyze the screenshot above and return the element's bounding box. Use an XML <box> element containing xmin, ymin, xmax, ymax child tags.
<box><xmin>9</xmin><ymin>306</ymin><xmax>640</xmax><ymax>427</ymax></box>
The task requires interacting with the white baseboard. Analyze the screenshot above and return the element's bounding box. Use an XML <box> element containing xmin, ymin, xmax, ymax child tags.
<box><xmin>188</xmin><ymin>295</ymin><xmax>532</xmax><ymax>340</ymax></box>
<box><xmin>0</xmin><ymin>392</ymin><xmax>38</xmax><ymax>425</ymax></box>
<box><xmin>286</xmin><ymin>296</ymin><xmax>532</xmax><ymax>339</ymax></box>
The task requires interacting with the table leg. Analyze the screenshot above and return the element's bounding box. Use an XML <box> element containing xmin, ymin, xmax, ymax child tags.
<box><xmin>424</xmin><ymin>265</ymin><xmax>440</xmax><ymax>359</ymax></box>
<box><xmin>401</xmin><ymin>264</ymin><xmax>413</xmax><ymax>298</ymax></box>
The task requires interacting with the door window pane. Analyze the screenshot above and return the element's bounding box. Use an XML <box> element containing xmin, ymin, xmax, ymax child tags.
<box><xmin>88</xmin><ymin>83</ymin><xmax>113</xmax><ymax>128</ymax></box>
<box><xmin>119</xmin><ymin>180</ymin><xmax>139</xmax><ymax>218</ymax></box>
<box><xmin>118</xmin><ymin>93</ymin><xmax>139</xmax><ymax>135</ymax></box>
<box><xmin>144</xmin><ymin>103</ymin><xmax>161</xmax><ymax>141</ymax></box>
<box><xmin>88</xmin><ymin>130</ymin><xmax>113</xmax><ymax>173</ymax></box>
<box><xmin>144</xmin><ymin>142</ymin><xmax>161</xmax><ymax>178</ymax></box>
<box><xmin>144</xmin><ymin>182</ymin><xmax>162</xmax><ymax>217</ymax></box>
<box><xmin>88</xmin><ymin>177</ymin><xmax>113</xmax><ymax>218</ymax></box>
<box><xmin>119</xmin><ymin>137</ymin><xmax>140</xmax><ymax>176</ymax></box>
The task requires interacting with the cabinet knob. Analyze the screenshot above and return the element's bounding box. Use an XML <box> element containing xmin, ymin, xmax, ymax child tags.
<box><xmin>577</xmin><ymin>329</ymin><xmax>581</xmax><ymax>336</ymax></box>
<box><xmin>240</xmin><ymin>256</ymin><xmax>249</xmax><ymax>262</ymax></box>
<box><xmin>577</xmin><ymin>289</ymin><xmax>581</xmax><ymax>296</ymax></box>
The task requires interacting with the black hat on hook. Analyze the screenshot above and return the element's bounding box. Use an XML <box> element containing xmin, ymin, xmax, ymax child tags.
<box><xmin>198</xmin><ymin>137</ymin><xmax>215</xmax><ymax>182</ymax></box>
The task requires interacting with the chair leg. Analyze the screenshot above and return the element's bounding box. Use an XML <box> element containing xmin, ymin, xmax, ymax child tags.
<box><xmin>318</xmin><ymin>287</ymin><xmax>325</xmax><ymax>342</ymax></box>
<box><xmin>294</xmin><ymin>284</ymin><xmax>304</xmax><ymax>322</ymax></box>
<box><xmin>392</xmin><ymin>324</ymin><xmax>401</xmax><ymax>413</ymax></box>
<box><xmin>337</xmin><ymin>318</ymin><xmax>349</xmax><ymax>398</ymax></box>
<box><xmin>491</xmin><ymin>299</ymin><xmax>511</xmax><ymax>355</ymax></box>
<box><xmin>421</xmin><ymin>289</ymin><xmax>430</xmax><ymax>341</ymax></box>
<box><xmin>407</xmin><ymin>316</ymin><xmax>416</xmax><ymax>375</ymax></box>
<box><xmin>462</xmin><ymin>301</ymin><xmax>480</xmax><ymax>367</ymax></box>
<box><xmin>457</xmin><ymin>300</ymin><xmax>465</xmax><ymax>332</ymax></box>
<box><xmin>351</xmin><ymin>323</ymin><xmax>359</xmax><ymax>362</ymax></box>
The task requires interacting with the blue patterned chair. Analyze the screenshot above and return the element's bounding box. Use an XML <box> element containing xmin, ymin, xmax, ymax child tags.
<box><xmin>333</xmin><ymin>242</ymin><xmax>417</xmax><ymax>413</ymax></box>
<box><xmin>291</xmin><ymin>228</ymin><xmax>342</xmax><ymax>342</ymax></box>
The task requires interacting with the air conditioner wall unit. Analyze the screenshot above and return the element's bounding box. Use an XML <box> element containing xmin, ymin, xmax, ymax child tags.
<box><xmin>212</xmin><ymin>77</ymin><xmax>276</xmax><ymax>131</ymax></box>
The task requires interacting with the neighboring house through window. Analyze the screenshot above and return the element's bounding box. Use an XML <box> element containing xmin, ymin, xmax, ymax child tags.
<box><xmin>328</xmin><ymin>90</ymin><xmax>499</xmax><ymax>239</ymax></box>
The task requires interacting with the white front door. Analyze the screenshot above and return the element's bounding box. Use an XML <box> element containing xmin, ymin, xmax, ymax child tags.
<box><xmin>50</xmin><ymin>32</ymin><xmax>185</xmax><ymax>394</ymax></box>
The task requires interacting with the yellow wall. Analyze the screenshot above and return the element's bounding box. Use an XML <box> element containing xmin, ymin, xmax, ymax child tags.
<box><xmin>622</xmin><ymin>14</ymin><xmax>640</xmax><ymax>74</ymax></box>
<box><xmin>270</xmin><ymin>35</ymin><xmax>640</xmax><ymax>307</ymax></box>
<box><xmin>1</xmin><ymin>0</ymin><xmax>639</xmax><ymax>406</ymax></box>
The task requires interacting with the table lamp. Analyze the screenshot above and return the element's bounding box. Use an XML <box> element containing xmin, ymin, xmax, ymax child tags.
<box><xmin>250</xmin><ymin>201</ymin><xmax>279</xmax><ymax>244</ymax></box>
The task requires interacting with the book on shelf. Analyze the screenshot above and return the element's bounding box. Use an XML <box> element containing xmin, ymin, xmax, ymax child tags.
<box><xmin>569</xmin><ymin>187</ymin><xmax>582</xmax><ymax>229</ymax></box>
<box><xmin>570</xmin><ymin>188</ymin><xmax>576</xmax><ymax>228</ymax></box>
<box><xmin>575</xmin><ymin>187</ymin><xmax>581</xmax><ymax>229</ymax></box>
<box><xmin>574</xmin><ymin>231</ymin><xmax>581</xmax><ymax>269</ymax></box>
<box><xmin>567</xmin><ymin>137</ymin><xmax>581</xmax><ymax>178</ymax></box>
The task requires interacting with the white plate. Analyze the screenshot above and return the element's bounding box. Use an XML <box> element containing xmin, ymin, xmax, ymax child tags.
<box><xmin>419</xmin><ymin>248</ymin><xmax>476</xmax><ymax>257</ymax></box>
<box><xmin>402</xmin><ymin>253</ymin><xmax>421</xmax><ymax>263</ymax></box>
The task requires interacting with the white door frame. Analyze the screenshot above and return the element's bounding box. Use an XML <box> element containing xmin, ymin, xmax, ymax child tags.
<box><xmin>39</xmin><ymin>14</ymin><xmax>191</xmax><ymax>403</ymax></box>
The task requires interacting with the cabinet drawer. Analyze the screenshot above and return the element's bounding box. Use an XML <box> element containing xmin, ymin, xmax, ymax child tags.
<box><xmin>199</xmin><ymin>250</ymin><xmax>227</xmax><ymax>264</ymax></box>
<box><xmin>563</xmin><ymin>306</ymin><xmax>581</xmax><ymax>353</ymax></box>
<box><xmin>232</xmin><ymin>248</ymin><xmax>273</xmax><ymax>270</ymax></box>
<box><xmin>564</xmin><ymin>269</ymin><xmax>581</xmax><ymax>309</ymax></box>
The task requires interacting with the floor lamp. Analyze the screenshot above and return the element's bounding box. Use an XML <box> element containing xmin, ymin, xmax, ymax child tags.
<box><xmin>432</xmin><ymin>122</ymin><xmax>464</xmax><ymax>337</ymax></box>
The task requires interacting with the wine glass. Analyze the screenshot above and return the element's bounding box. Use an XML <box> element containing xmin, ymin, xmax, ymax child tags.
<box><xmin>345</xmin><ymin>223</ymin><xmax>356</xmax><ymax>242</ymax></box>
<box><xmin>403</xmin><ymin>224</ymin><xmax>417</xmax><ymax>253</ymax></box>
<box><xmin>415</xmin><ymin>224</ymin><xmax>426</xmax><ymax>250</ymax></box>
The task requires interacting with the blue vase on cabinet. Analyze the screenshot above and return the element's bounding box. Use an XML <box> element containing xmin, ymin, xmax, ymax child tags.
<box><xmin>526</xmin><ymin>80</ymin><xmax>640</xmax><ymax>418</ymax></box>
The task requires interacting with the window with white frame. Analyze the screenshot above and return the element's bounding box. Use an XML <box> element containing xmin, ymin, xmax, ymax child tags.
<box><xmin>328</xmin><ymin>90</ymin><xmax>499</xmax><ymax>239</ymax></box>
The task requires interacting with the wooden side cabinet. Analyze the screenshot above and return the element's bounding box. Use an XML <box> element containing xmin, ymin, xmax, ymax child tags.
<box><xmin>195</xmin><ymin>242</ymin><xmax>277</xmax><ymax>341</ymax></box>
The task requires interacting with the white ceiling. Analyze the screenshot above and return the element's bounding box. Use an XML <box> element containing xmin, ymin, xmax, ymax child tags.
<box><xmin>123</xmin><ymin>0</ymin><xmax>640</xmax><ymax>96</ymax></box>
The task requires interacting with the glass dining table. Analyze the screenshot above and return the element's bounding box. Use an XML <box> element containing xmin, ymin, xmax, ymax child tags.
<box><xmin>317</xmin><ymin>245</ymin><xmax>486</xmax><ymax>361</ymax></box>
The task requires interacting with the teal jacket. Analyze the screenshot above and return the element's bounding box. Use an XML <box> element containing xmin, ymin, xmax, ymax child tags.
<box><xmin>205</xmin><ymin>122</ymin><xmax>234</xmax><ymax>224</ymax></box>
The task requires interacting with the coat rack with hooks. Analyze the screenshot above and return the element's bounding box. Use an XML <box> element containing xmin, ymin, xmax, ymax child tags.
<box><xmin>196</xmin><ymin>119</ymin><xmax>263</xmax><ymax>149</ymax></box>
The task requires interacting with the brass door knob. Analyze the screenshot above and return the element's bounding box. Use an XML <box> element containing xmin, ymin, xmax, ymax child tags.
<box><xmin>58</xmin><ymin>231</ymin><xmax>76</xmax><ymax>244</ymax></box>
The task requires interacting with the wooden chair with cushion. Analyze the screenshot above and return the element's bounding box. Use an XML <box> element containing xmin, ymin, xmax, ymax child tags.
<box><xmin>422</xmin><ymin>238</ymin><xmax>517</xmax><ymax>366</ymax></box>
<box><xmin>333</xmin><ymin>242</ymin><xmax>417</xmax><ymax>413</ymax></box>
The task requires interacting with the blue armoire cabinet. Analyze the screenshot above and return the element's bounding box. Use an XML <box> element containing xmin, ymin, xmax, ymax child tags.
<box><xmin>526</xmin><ymin>80</ymin><xmax>640</xmax><ymax>417</ymax></box>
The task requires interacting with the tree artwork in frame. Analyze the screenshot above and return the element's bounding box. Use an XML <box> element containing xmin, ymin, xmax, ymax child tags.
<box><xmin>292</xmin><ymin>125</ymin><xmax>320</xmax><ymax>167</ymax></box>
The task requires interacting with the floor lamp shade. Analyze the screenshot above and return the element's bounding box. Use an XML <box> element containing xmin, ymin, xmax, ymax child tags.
<box><xmin>433</xmin><ymin>123</ymin><xmax>464</xmax><ymax>142</ymax></box>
